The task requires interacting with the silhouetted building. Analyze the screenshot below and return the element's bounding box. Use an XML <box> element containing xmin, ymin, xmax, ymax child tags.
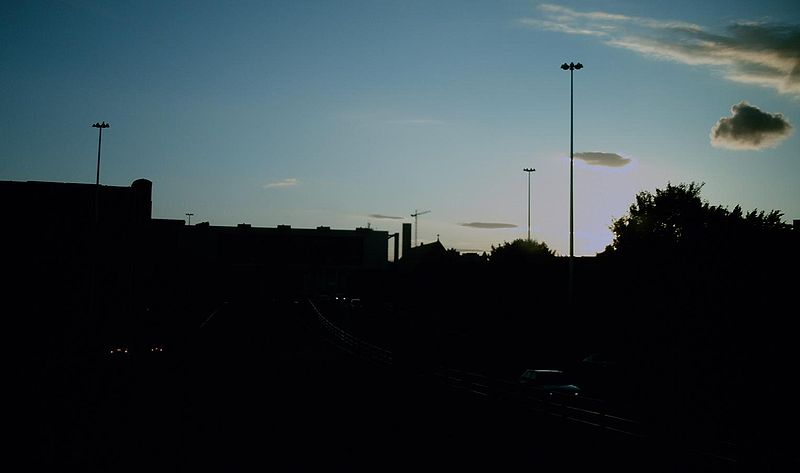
<box><xmin>151</xmin><ymin>220</ymin><xmax>390</xmax><ymax>301</ymax></box>
<box><xmin>399</xmin><ymin>240</ymin><xmax>449</xmax><ymax>269</ymax></box>
<box><xmin>402</xmin><ymin>222</ymin><xmax>412</xmax><ymax>257</ymax></box>
<box><xmin>459</xmin><ymin>252</ymin><xmax>488</xmax><ymax>265</ymax></box>
<box><xmin>3</xmin><ymin>177</ymin><xmax>390</xmax><ymax>347</ymax></box>
<box><xmin>1</xmin><ymin>178</ymin><xmax>152</xmax><ymax>228</ymax></box>
<box><xmin>3</xmin><ymin>178</ymin><xmax>155</xmax><ymax>353</ymax></box>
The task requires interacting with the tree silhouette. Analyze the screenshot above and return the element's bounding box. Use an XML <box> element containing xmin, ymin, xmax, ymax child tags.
<box><xmin>605</xmin><ymin>181</ymin><xmax>790</xmax><ymax>260</ymax></box>
<box><xmin>594</xmin><ymin>181</ymin><xmax>798</xmax><ymax>453</ymax></box>
<box><xmin>489</xmin><ymin>238</ymin><xmax>556</xmax><ymax>265</ymax></box>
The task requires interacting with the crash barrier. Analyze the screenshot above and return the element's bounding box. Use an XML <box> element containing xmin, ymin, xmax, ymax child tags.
<box><xmin>307</xmin><ymin>299</ymin><xmax>393</xmax><ymax>366</ymax></box>
<box><xmin>434</xmin><ymin>367</ymin><xmax>646</xmax><ymax>436</ymax></box>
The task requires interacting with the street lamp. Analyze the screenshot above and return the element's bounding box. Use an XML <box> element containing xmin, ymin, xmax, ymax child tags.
<box><xmin>186</xmin><ymin>213</ymin><xmax>194</xmax><ymax>225</ymax></box>
<box><xmin>523</xmin><ymin>168</ymin><xmax>535</xmax><ymax>241</ymax></box>
<box><xmin>91</xmin><ymin>121</ymin><xmax>109</xmax><ymax>225</ymax></box>
<box><xmin>90</xmin><ymin>121</ymin><xmax>109</xmax><ymax>325</ymax></box>
<box><xmin>561</xmin><ymin>61</ymin><xmax>582</xmax><ymax>306</ymax></box>
<box><xmin>92</xmin><ymin>122</ymin><xmax>109</xmax><ymax>186</ymax></box>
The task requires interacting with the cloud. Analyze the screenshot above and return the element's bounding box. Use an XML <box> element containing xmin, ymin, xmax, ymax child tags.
<box><xmin>384</xmin><ymin>118</ymin><xmax>445</xmax><ymax>125</ymax></box>
<box><xmin>573</xmin><ymin>152</ymin><xmax>631</xmax><ymax>167</ymax></box>
<box><xmin>520</xmin><ymin>4</ymin><xmax>800</xmax><ymax>97</ymax></box>
<box><xmin>369</xmin><ymin>214</ymin><xmax>404</xmax><ymax>220</ymax></box>
<box><xmin>710</xmin><ymin>101</ymin><xmax>793</xmax><ymax>150</ymax></box>
<box><xmin>263</xmin><ymin>178</ymin><xmax>299</xmax><ymax>189</ymax></box>
<box><xmin>459</xmin><ymin>222</ymin><xmax>518</xmax><ymax>229</ymax></box>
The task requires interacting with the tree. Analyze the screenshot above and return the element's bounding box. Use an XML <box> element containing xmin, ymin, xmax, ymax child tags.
<box><xmin>601</xmin><ymin>182</ymin><xmax>798</xmax><ymax>449</ymax></box>
<box><xmin>601</xmin><ymin>180</ymin><xmax>795</xmax><ymax>326</ymax></box>
<box><xmin>605</xmin><ymin>181</ymin><xmax>790</xmax><ymax>260</ymax></box>
<box><xmin>488</xmin><ymin>238</ymin><xmax>556</xmax><ymax>264</ymax></box>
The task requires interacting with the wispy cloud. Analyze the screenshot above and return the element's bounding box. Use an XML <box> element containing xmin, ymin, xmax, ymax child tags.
<box><xmin>263</xmin><ymin>178</ymin><xmax>299</xmax><ymax>189</ymax></box>
<box><xmin>369</xmin><ymin>214</ymin><xmax>404</xmax><ymax>220</ymax></box>
<box><xmin>340</xmin><ymin>113</ymin><xmax>446</xmax><ymax>127</ymax></box>
<box><xmin>574</xmin><ymin>152</ymin><xmax>631</xmax><ymax>167</ymax></box>
<box><xmin>459</xmin><ymin>222</ymin><xmax>518</xmax><ymax>229</ymax></box>
<box><xmin>520</xmin><ymin>4</ymin><xmax>800</xmax><ymax>97</ymax></box>
<box><xmin>710</xmin><ymin>101</ymin><xmax>793</xmax><ymax>150</ymax></box>
<box><xmin>384</xmin><ymin>118</ymin><xmax>445</xmax><ymax>125</ymax></box>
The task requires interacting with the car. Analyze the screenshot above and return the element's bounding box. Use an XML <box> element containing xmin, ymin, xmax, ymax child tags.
<box><xmin>518</xmin><ymin>369</ymin><xmax>581</xmax><ymax>396</ymax></box>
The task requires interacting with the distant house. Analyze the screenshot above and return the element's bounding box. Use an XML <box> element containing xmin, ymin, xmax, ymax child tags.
<box><xmin>399</xmin><ymin>240</ymin><xmax>449</xmax><ymax>267</ymax></box>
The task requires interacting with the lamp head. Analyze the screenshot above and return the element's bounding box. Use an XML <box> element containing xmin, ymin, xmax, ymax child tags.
<box><xmin>575</xmin><ymin>63</ymin><xmax>583</xmax><ymax>69</ymax></box>
<box><xmin>561</xmin><ymin>63</ymin><xmax>570</xmax><ymax>70</ymax></box>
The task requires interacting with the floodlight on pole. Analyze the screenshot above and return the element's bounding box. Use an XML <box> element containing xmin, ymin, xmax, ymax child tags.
<box><xmin>561</xmin><ymin>61</ymin><xmax>582</xmax><ymax>306</ymax></box>
<box><xmin>92</xmin><ymin>122</ymin><xmax>109</xmax><ymax>186</ymax></box>
<box><xmin>91</xmin><ymin>121</ymin><xmax>109</xmax><ymax>226</ymax></box>
<box><xmin>186</xmin><ymin>213</ymin><xmax>194</xmax><ymax>225</ymax></box>
<box><xmin>90</xmin><ymin>121</ymin><xmax>109</xmax><ymax>326</ymax></box>
<box><xmin>523</xmin><ymin>168</ymin><xmax>535</xmax><ymax>241</ymax></box>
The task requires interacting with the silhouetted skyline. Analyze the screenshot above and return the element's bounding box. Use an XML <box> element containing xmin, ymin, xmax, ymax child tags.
<box><xmin>2</xmin><ymin>1</ymin><xmax>798</xmax><ymax>257</ymax></box>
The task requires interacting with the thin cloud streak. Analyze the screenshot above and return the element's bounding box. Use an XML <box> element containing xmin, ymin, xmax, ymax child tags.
<box><xmin>368</xmin><ymin>214</ymin><xmax>404</xmax><ymax>220</ymax></box>
<box><xmin>574</xmin><ymin>152</ymin><xmax>631</xmax><ymax>167</ymax></box>
<box><xmin>263</xmin><ymin>178</ymin><xmax>299</xmax><ymax>189</ymax></box>
<box><xmin>459</xmin><ymin>222</ymin><xmax>518</xmax><ymax>229</ymax></box>
<box><xmin>521</xmin><ymin>4</ymin><xmax>800</xmax><ymax>97</ymax></box>
<box><xmin>384</xmin><ymin>118</ymin><xmax>445</xmax><ymax>125</ymax></box>
<box><xmin>536</xmin><ymin>4</ymin><xmax>703</xmax><ymax>30</ymax></box>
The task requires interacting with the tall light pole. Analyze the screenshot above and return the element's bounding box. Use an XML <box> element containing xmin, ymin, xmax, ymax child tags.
<box><xmin>561</xmin><ymin>61</ymin><xmax>582</xmax><ymax>306</ymax></box>
<box><xmin>92</xmin><ymin>121</ymin><xmax>109</xmax><ymax>226</ymax></box>
<box><xmin>523</xmin><ymin>168</ymin><xmax>535</xmax><ymax>241</ymax></box>
<box><xmin>92</xmin><ymin>122</ymin><xmax>109</xmax><ymax>185</ymax></box>
<box><xmin>186</xmin><ymin>213</ymin><xmax>194</xmax><ymax>225</ymax></box>
<box><xmin>90</xmin><ymin>121</ymin><xmax>109</xmax><ymax>326</ymax></box>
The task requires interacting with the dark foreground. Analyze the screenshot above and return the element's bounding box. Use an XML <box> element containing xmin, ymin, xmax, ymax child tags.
<box><xmin>28</xmin><ymin>299</ymin><xmax>789</xmax><ymax>472</ymax></box>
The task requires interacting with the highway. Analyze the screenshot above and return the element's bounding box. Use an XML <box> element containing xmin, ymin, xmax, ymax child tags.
<box><xmin>32</xmin><ymin>298</ymin><xmax>795</xmax><ymax>471</ymax></box>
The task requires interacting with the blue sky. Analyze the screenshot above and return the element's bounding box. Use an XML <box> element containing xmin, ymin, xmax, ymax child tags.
<box><xmin>2</xmin><ymin>0</ymin><xmax>799</xmax><ymax>256</ymax></box>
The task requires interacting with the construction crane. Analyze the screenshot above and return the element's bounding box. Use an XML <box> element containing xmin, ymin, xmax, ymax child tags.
<box><xmin>410</xmin><ymin>209</ymin><xmax>431</xmax><ymax>247</ymax></box>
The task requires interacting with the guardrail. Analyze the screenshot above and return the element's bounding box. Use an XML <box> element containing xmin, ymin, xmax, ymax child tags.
<box><xmin>433</xmin><ymin>367</ymin><xmax>647</xmax><ymax>437</ymax></box>
<box><xmin>307</xmin><ymin>299</ymin><xmax>393</xmax><ymax>366</ymax></box>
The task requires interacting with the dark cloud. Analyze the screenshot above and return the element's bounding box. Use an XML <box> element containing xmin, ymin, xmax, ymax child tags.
<box><xmin>521</xmin><ymin>5</ymin><xmax>800</xmax><ymax>97</ymax></box>
<box><xmin>368</xmin><ymin>214</ymin><xmax>404</xmax><ymax>220</ymax></box>
<box><xmin>710</xmin><ymin>101</ymin><xmax>793</xmax><ymax>150</ymax></box>
<box><xmin>459</xmin><ymin>222</ymin><xmax>518</xmax><ymax>229</ymax></box>
<box><xmin>574</xmin><ymin>152</ymin><xmax>631</xmax><ymax>167</ymax></box>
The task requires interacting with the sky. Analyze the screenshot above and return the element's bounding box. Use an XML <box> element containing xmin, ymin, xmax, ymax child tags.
<box><xmin>2</xmin><ymin>0</ymin><xmax>799</xmax><ymax>256</ymax></box>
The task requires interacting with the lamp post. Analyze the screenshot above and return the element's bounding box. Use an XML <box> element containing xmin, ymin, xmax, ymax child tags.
<box><xmin>561</xmin><ymin>61</ymin><xmax>582</xmax><ymax>306</ymax></box>
<box><xmin>92</xmin><ymin>122</ymin><xmax>109</xmax><ymax>185</ymax></box>
<box><xmin>91</xmin><ymin>121</ymin><xmax>109</xmax><ymax>225</ymax></box>
<box><xmin>523</xmin><ymin>168</ymin><xmax>535</xmax><ymax>241</ymax></box>
<box><xmin>90</xmin><ymin>121</ymin><xmax>109</xmax><ymax>326</ymax></box>
<box><xmin>186</xmin><ymin>213</ymin><xmax>194</xmax><ymax>225</ymax></box>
